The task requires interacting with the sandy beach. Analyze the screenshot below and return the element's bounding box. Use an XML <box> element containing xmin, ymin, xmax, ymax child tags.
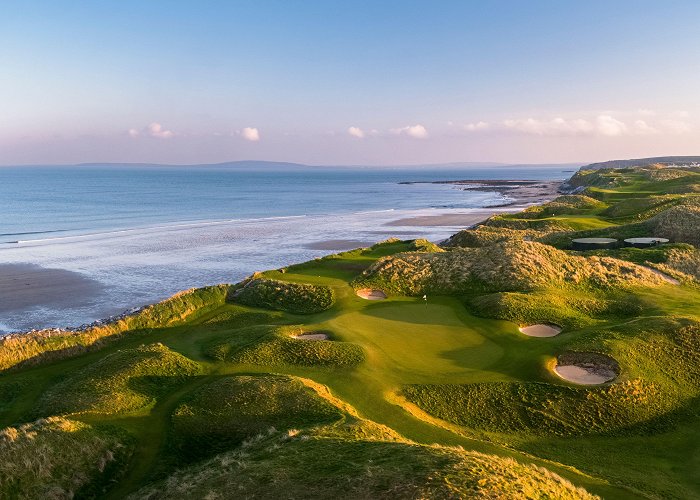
<box><xmin>387</xmin><ymin>179</ymin><xmax>562</xmax><ymax>227</ymax></box>
<box><xmin>0</xmin><ymin>264</ymin><xmax>105</xmax><ymax>327</ymax></box>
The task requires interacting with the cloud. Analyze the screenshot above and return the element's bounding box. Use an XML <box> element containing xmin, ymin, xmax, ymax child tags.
<box><xmin>241</xmin><ymin>127</ymin><xmax>260</xmax><ymax>141</ymax></box>
<box><xmin>637</xmin><ymin>108</ymin><xmax>656</xmax><ymax>116</ymax></box>
<box><xmin>147</xmin><ymin>122</ymin><xmax>174</xmax><ymax>139</ymax></box>
<box><xmin>660</xmin><ymin>119</ymin><xmax>691</xmax><ymax>134</ymax></box>
<box><xmin>463</xmin><ymin>121</ymin><xmax>490</xmax><ymax>132</ymax></box>
<box><xmin>503</xmin><ymin>117</ymin><xmax>594</xmax><ymax>136</ymax></box>
<box><xmin>347</xmin><ymin>126</ymin><xmax>365</xmax><ymax>138</ymax></box>
<box><xmin>127</xmin><ymin>122</ymin><xmax>175</xmax><ymax>139</ymax></box>
<box><xmin>632</xmin><ymin>119</ymin><xmax>658</xmax><ymax>135</ymax></box>
<box><xmin>595</xmin><ymin>115</ymin><xmax>627</xmax><ymax>136</ymax></box>
<box><xmin>391</xmin><ymin>124</ymin><xmax>428</xmax><ymax>139</ymax></box>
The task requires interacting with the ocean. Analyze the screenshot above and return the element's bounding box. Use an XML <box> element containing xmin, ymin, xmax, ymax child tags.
<box><xmin>0</xmin><ymin>163</ymin><xmax>573</xmax><ymax>332</ymax></box>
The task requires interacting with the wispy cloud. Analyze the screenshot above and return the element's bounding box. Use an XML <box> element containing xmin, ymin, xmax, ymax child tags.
<box><xmin>595</xmin><ymin>115</ymin><xmax>627</xmax><ymax>136</ymax></box>
<box><xmin>463</xmin><ymin>121</ymin><xmax>490</xmax><ymax>132</ymax></box>
<box><xmin>127</xmin><ymin>122</ymin><xmax>175</xmax><ymax>139</ymax></box>
<box><xmin>456</xmin><ymin>112</ymin><xmax>693</xmax><ymax>137</ymax></box>
<box><xmin>347</xmin><ymin>126</ymin><xmax>365</xmax><ymax>138</ymax></box>
<box><xmin>240</xmin><ymin>127</ymin><xmax>260</xmax><ymax>141</ymax></box>
<box><xmin>390</xmin><ymin>124</ymin><xmax>428</xmax><ymax>138</ymax></box>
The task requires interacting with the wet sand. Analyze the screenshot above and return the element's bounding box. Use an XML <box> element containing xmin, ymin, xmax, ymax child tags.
<box><xmin>304</xmin><ymin>239</ymin><xmax>374</xmax><ymax>251</ymax></box>
<box><xmin>387</xmin><ymin>180</ymin><xmax>562</xmax><ymax>227</ymax></box>
<box><xmin>386</xmin><ymin>210</ymin><xmax>507</xmax><ymax>227</ymax></box>
<box><xmin>0</xmin><ymin>263</ymin><xmax>103</xmax><ymax>315</ymax></box>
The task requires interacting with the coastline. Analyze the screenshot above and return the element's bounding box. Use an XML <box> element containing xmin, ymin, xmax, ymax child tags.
<box><xmin>0</xmin><ymin>177</ymin><xmax>563</xmax><ymax>335</ymax></box>
<box><xmin>384</xmin><ymin>179</ymin><xmax>562</xmax><ymax>227</ymax></box>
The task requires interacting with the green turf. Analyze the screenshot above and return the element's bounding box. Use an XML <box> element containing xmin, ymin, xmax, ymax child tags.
<box><xmin>0</xmin><ymin>165</ymin><xmax>699</xmax><ymax>498</ymax></box>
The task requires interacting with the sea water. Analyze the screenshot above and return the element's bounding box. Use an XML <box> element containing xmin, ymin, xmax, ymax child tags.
<box><xmin>0</xmin><ymin>163</ymin><xmax>573</xmax><ymax>332</ymax></box>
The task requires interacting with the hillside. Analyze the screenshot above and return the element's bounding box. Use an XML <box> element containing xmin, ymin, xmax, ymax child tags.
<box><xmin>0</xmin><ymin>164</ymin><xmax>699</xmax><ymax>498</ymax></box>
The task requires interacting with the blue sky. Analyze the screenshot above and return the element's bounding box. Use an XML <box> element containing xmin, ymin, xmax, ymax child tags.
<box><xmin>1</xmin><ymin>1</ymin><xmax>699</xmax><ymax>165</ymax></box>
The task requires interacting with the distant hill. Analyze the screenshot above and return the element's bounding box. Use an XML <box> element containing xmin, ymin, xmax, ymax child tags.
<box><xmin>582</xmin><ymin>156</ymin><xmax>700</xmax><ymax>170</ymax></box>
<box><xmin>16</xmin><ymin>160</ymin><xmax>580</xmax><ymax>169</ymax></box>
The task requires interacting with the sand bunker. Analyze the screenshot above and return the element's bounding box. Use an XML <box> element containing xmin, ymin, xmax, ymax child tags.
<box><xmin>519</xmin><ymin>323</ymin><xmax>562</xmax><ymax>337</ymax></box>
<box><xmin>356</xmin><ymin>289</ymin><xmax>387</xmax><ymax>300</ymax></box>
<box><xmin>554</xmin><ymin>352</ymin><xmax>619</xmax><ymax>385</ymax></box>
<box><xmin>291</xmin><ymin>332</ymin><xmax>329</xmax><ymax>341</ymax></box>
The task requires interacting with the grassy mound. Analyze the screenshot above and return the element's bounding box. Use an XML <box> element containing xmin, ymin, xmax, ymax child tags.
<box><xmin>511</xmin><ymin>195</ymin><xmax>607</xmax><ymax>219</ymax></box>
<box><xmin>0</xmin><ymin>285</ymin><xmax>229</xmax><ymax>372</ymax></box>
<box><xmin>132</xmin><ymin>425</ymin><xmax>595</xmax><ymax>500</ymax></box>
<box><xmin>233</xmin><ymin>278</ymin><xmax>335</xmax><ymax>314</ymax></box>
<box><xmin>0</xmin><ymin>417</ymin><xmax>131</xmax><ymax>499</ymax></box>
<box><xmin>645</xmin><ymin>202</ymin><xmax>700</xmax><ymax>246</ymax></box>
<box><xmin>206</xmin><ymin>325</ymin><xmax>364</xmax><ymax>367</ymax></box>
<box><xmin>36</xmin><ymin>343</ymin><xmax>201</xmax><ymax>416</ymax></box>
<box><xmin>468</xmin><ymin>291</ymin><xmax>642</xmax><ymax>330</ymax></box>
<box><xmin>170</xmin><ymin>375</ymin><xmax>344</xmax><ymax>462</ymax></box>
<box><xmin>442</xmin><ymin>225</ymin><xmax>539</xmax><ymax>248</ymax></box>
<box><xmin>353</xmin><ymin>240</ymin><xmax>668</xmax><ymax>296</ymax></box>
<box><xmin>654</xmin><ymin>246</ymin><xmax>700</xmax><ymax>282</ymax></box>
<box><xmin>402</xmin><ymin>379</ymin><xmax>675</xmax><ymax>437</ymax></box>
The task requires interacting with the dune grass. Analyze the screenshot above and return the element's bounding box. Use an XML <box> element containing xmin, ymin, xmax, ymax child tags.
<box><xmin>0</xmin><ymin>417</ymin><xmax>132</xmax><ymax>499</ymax></box>
<box><xmin>0</xmin><ymin>285</ymin><xmax>230</xmax><ymax>372</ymax></box>
<box><xmin>36</xmin><ymin>343</ymin><xmax>201</xmax><ymax>416</ymax></box>
<box><xmin>233</xmin><ymin>277</ymin><xmax>335</xmax><ymax>314</ymax></box>
<box><xmin>170</xmin><ymin>374</ymin><xmax>344</xmax><ymax>462</ymax></box>
<box><xmin>206</xmin><ymin>325</ymin><xmax>365</xmax><ymax>367</ymax></box>
<box><xmin>132</xmin><ymin>424</ymin><xmax>597</xmax><ymax>500</ymax></box>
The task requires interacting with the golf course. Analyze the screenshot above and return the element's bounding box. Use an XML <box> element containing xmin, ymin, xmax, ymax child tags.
<box><xmin>1</xmin><ymin>160</ymin><xmax>699</xmax><ymax>498</ymax></box>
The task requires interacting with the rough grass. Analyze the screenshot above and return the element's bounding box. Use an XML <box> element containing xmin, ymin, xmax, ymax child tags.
<box><xmin>36</xmin><ymin>343</ymin><xmax>201</xmax><ymax>416</ymax></box>
<box><xmin>0</xmin><ymin>285</ymin><xmax>230</xmax><ymax>372</ymax></box>
<box><xmin>442</xmin><ymin>225</ymin><xmax>541</xmax><ymax>248</ymax></box>
<box><xmin>467</xmin><ymin>290</ymin><xmax>643</xmax><ymax>330</ymax></box>
<box><xmin>206</xmin><ymin>325</ymin><xmax>364</xmax><ymax>368</ymax></box>
<box><xmin>353</xmin><ymin>240</ymin><xmax>669</xmax><ymax>296</ymax></box>
<box><xmin>402</xmin><ymin>379</ymin><xmax>677</xmax><ymax>437</ymax></box>
<box><xmin>132</xmin><ymin>426</ymin><xmax>596</xmax><ymax>500</ymax></box>
<box><xmin>170</xmin><ymin>375</ymin><xmax>344</xmax><ymax>462</ymax></box>
<box><xmin>0</xmin><ymin>417</ymin><xmax>131</xmax><ymax>499</ymax></box>
<box><xmin>233</xmin><ymin>278</ymin><xmax>335</xmax><ymax>314</ymax></box>
<box><xmin>645</xmin><ymin>202</ymin><xmax>700</xmax><ymax>246</ymax></box>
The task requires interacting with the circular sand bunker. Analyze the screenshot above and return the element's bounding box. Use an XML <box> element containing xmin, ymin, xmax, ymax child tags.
<box><xmin>554</xmin><ymin>352</ymin><xmax>619</xmax><ymax>385</ymax></box>
<box><xmin>356</xmin><ymin>289</ymin><xmax>387</xmax><ymax>300</ymax></box>
<box><xmin>290</xmin><ymin>332</ymin><xmax>329</xmax><ymax>341</ymax></box>
<box><xmin>519</xmin><ymin>324</ymin><xmax>562</xmax><ymax>337</ymax></box>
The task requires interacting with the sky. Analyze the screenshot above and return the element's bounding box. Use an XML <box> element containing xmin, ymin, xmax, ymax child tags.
<box><xmin>1</xmin><ymin>0</ymin><xmax>699</xmax><ymax>166</ymax></box>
